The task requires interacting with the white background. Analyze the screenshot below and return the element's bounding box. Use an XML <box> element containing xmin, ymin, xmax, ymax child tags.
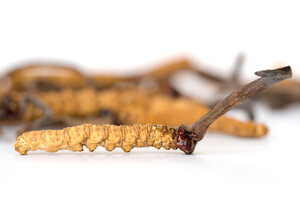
<box><xmin>0</xmin><ymin>1</ymin><xmax>300</xmax><ymax>200</ymax></box>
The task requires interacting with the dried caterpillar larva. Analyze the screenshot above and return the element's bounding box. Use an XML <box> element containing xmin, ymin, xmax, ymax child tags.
<box><xmin>3</xmin><ymin>63</ymin><xmax>86</xmax><ymax>92</ymax></box>
<box><xmin>7</xmin><ymin>87</ymin><xmax>268</xmax><ymax>138</ymax></box>
<box><xmin>117</xmin><ymin>96</ymin><xmax>268</xmax><ymax>138</ymax></box>
<box><xmin>21</xmin><ymin>88</ymin><xmax>100</xmax><ymax>120</ymax></box>
<box><xmin>209</xmin><ymin>117</ymin><xmax>267</xmax><ymax>138</ymax></box>
<box><xmin>15</xmin><ymin>124</ymin><xmax>178</xmax><ymax>155</ymax></box>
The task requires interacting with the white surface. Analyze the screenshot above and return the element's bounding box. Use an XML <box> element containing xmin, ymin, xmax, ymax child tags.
<box><xmin>1</xmin><ymin>104</ymin><xmax>300</xmax><ymax>200</ymax></box>
<box><xmin>0</xmin><ymin>0</ymin><xmax>300</xmax><ymax>200</ymax></box>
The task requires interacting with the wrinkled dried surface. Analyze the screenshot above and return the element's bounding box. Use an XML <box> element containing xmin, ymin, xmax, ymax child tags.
<box><xmin>15</xmin><ymin>124</ymin><xmax>178</xmax><ymax>155</ymax></box>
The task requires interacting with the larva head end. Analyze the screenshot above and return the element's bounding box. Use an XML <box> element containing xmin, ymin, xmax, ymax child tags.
<box><xmin>254</xmin><ymin>124</ymin><xmax>268</xmax><ymax>138</ymax></box>
<box><xmin>15</xmin><ymin>136</ymin><xmax>29</xmax><ymax>155</ymax></box>
<box><xmin>177</xmin><ymin>125</ymin><xmax>198</xmax><ymax>154</ymax></box>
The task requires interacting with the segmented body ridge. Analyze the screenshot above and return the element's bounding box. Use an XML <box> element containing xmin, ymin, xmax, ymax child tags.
<box><xmin>15</xmin><ymin>124</ymin><xmax>178</xmax><ymax>155</ymax></box>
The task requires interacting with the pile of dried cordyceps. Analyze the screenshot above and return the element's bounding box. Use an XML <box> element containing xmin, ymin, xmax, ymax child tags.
<box><xmin>0</xmin><ymin>57</ymin><xmax>294</xmax><ymax>155</ymax></box>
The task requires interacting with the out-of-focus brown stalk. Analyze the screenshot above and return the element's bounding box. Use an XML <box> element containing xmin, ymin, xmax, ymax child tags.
<box><xmin>180</xmin><ymin>66</ymin><xmax>292</xmax><ymax>153</ymax></box>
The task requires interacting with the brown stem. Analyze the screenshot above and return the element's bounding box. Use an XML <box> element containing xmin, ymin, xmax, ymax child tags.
<box><xmin>192</xmin><ymin>66</ymin><xmax>292</xmax><ymax>141</ymax></box>
<box><xmin>206</xmin><ymin>54</ymin><xmax>255</xmax><ymax>120</ymax></box>
<box><xmin>177</xmin><ymin>66</ymin><xmax>292</xmax><ymax>154</ymax></box>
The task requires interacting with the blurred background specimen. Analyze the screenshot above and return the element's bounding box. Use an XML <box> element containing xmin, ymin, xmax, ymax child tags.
<box><xmin>0</xmin><ymin>1</ymin><xmax>299</xmax><ymax>200</ymax></box>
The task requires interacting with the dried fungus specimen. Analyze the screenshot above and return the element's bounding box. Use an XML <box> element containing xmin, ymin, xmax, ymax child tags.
<box><xmin>0</xmin><ymin>58</ymin><xmax>196</xmax><ymax>94</ymax></box>
<box><xmin>15</xmin><ymin>66</ymin><xmax>292</xmax><ymax>155</ymax></box>
<box><xmin>1</xmin><ymin>87</ymin><xmax>149</xmax><ymax>121</ymax></box>
<box><xmin>3</xmin><ymin>87</ymin><xmax>267</xmax><ymax>138</ymax></box>
<box><xmin>115</xmin><ymin>96</ymin><xmax>268</xmax><ymax>138</ymax></box>
<box><xmin>1</xmin><ymin>55</ymin><xmax>255</xmax><ymax>127</ymax></box>
<box><xmin>1</xmin><ymin>63</ymin><xmax>86</xmax><ymax>92</ymax></box>
<box><xmin>0</xmin><ymin>58</ymin><xmax>197</xmax><ymax>123</ymax></box>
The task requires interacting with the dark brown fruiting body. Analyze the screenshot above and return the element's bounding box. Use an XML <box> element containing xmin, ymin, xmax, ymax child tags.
<box><xmin>177</xmin><ymin>66</ymin><xmax>292</xmax><ymax>154</ymax></box>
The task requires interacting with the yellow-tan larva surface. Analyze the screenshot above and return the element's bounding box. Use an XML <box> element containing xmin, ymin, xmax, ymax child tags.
<box><xmin>209</xmin><ymin>117</ymin><xmax>268</xmax><ymax>138</ymax></box>
<box><xmin>21</xmin><ymin>88</ymin><xmax>100</xmax><ymax>120</ymax></box>
<box><xmin>18</xmin><ymin>87</ymin><xmax>152</xmax><ymax>121</ymax></box>
<box><xmin>15</xmin><ymin>124</ymin><xmax>178</xmax><ymax>155</ymax></box>
<box><xmin>117</xmin><ymin>96</ymin><xmax>268</xmax><ymax>138</ymax></box>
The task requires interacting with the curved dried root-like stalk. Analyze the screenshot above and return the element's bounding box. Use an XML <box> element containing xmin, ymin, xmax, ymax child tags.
<box><xmin>15</xmin><ymin>66</ymin><xmax>292</xmax><ymax>155</ymax></box>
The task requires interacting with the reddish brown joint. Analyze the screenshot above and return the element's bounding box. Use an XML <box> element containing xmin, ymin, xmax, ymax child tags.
<box><xmin>177</xmin><ymin>125</ymin><xmax>198</xmax><ymax>154</ymax></box>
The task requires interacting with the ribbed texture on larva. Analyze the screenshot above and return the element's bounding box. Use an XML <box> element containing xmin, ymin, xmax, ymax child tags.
<box><xmin>15</xmin><ymin>124</ymin><xmax>178</xmax><ymax>155</ymax></box>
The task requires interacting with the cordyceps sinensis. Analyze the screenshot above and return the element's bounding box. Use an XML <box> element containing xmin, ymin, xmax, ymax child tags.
<box><xmin>3</xmin><ymin>87</ymin><xmax>268</xmax><ymax>138</ymax></box>
<box><xmin>15</xmin><ymin>66</ymin><xmax>292</xmax><ymax>155</ymax></box>
<box><xmin>0</xmin><ymin>62</ymin><xmax>87</xmax><ymax>92</ymax></box>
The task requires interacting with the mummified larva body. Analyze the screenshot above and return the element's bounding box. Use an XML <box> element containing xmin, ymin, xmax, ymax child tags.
<box><xmin>21</xmin><ymin>88</ymin><xmax>101</xmax><ymax>119</ymax></box>
<box><xmin>8</xmin><ymin>87</ymin><xmax>268</xmax><ymax>138</ymax></box>
<box><xmin>15</xmin><ymin>124</ymin><xmax>178</xmax><ymax>155</ymax></box>
<box><xmin>117</xmin><ymin>96</ymin><xmax>268</xmax><ymax>138</ymax></box>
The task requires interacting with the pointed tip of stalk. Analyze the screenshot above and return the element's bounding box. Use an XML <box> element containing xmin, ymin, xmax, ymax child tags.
<box><xmin>255</xmin><ymin>66</ymin><xmax>292</xmax><ymax>80</ymax></box>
